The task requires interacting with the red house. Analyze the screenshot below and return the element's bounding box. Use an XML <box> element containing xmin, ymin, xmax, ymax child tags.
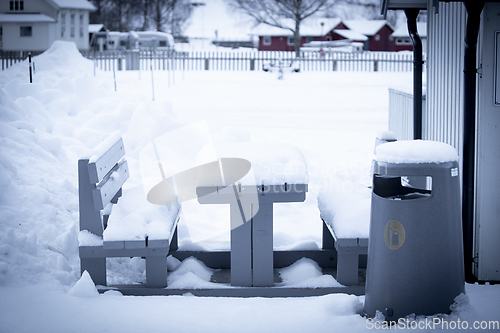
<box><xmin>252</xmin><ymin>19</ymin><xmax>396</xmax><ymax>52</ymax></box>
<box><xmin>340</xmin><ymin>20</ymin><xmax>395</xmax><ymax>51</ymax></box>
<box><xmin>391</xmin><ymin>22</ymin><xmax>427</xmax><ymax>52</ymax></box>
<box><xmin>252</xmin><ymin>18</ymin><xmax>344</xmax><ymax>52</ymax></box>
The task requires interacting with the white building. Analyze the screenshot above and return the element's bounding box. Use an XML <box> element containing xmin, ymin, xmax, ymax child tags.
<box><xmin>0</xmin><ymin>0</ymin><xmax>95</xmax><ymax>51</ymax></box>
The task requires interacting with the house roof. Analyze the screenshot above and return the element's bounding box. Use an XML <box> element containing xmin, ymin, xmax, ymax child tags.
<box><xmin>0</xmin><ymin>13</ymin><xmax>56</xmax><ymax>23</ymax></box>
<box><xmin>47</xmin><ymin>0</ymin><xmax>96</xmax><ymax>10</ymax></box>
<box><xmin>332</xmin><ymin>29</ymin><xmax>368</xmax><ymax>41</ymax></box>
<box><xmin>392</xmin><ymin>22</ymin><xmax>427</xmax><ymax>38</ymax></box>
<box><xmin>250</xmin><ymin>18</ymin><xmax>342</xmax><ymax>36</ymax></box>
<box><xmin>342</xmin><ymin>20</ymin><xmax>393</xmax><ymax>36</ymax></box>
<box><xmin>89</xmin><ymin>24</ymin><xmax>106</xmax><ymax>33</ymax></box>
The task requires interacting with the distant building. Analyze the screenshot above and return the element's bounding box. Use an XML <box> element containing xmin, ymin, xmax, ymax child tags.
<box><xmin>339</xmin><ymin>20</ymin><xmax>395</xmax><ymax>51</ymax></box>
<box><xmin>0</xmin><ymin>0</ymin><xmax>95</xmax><ymax>51</ymax></box>
<box><xmin>251</xmin><ymin>18</ymin><xmax>395</xmax><ymax>52</ymax></box>
<box><xmin>391</xmin><ymin>22</ymin><xmax>427</xmax><ymax>53</ymax></box>
<box><xmin>251</xmin><ymin>18</ymin><xmax>344</xmax><ymax>52</ymax></box>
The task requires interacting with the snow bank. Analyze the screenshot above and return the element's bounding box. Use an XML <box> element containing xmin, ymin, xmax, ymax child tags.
<box><xmin>375</xmin><ymin>140</ymin><xmax>459</xmax><ymax>164</ymax></box>
<box><xmin>0</xmin><ymin>41</ymin><xmax>178</xmax><ymax>287</ymax></box>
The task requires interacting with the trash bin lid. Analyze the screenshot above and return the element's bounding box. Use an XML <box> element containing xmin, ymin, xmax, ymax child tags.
<box><xmin>375</xmin><ymin>140</ymin><xmax>458</xmax><ymax>164</ymax></box>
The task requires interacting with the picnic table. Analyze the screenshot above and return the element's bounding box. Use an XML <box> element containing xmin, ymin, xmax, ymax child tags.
<box><xmin>196</xmin><ymin>142</ymin><xmax>309</xmax><ymax>287</ymax></box>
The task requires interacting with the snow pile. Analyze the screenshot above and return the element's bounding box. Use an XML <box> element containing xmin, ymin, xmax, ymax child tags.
<box><xmin>67</xmin><ymin>270</ymin><xmax>99</xmax><ymax>298</ymax></box>
<box><xmin>376</xmin><ymin>140</ymin><xmax>459</xmax><ymax>164</ymax></box>
<box><xmin>0</xmin><ymin>41</ymin><xmax>178</xmax><ymax>287</ymax></box>
<box><xmin>279</xmin><ymin>258</ymin><xmax>344</xmax><ymax>288</ymax></box>
<box><xmin>166</xmin><ymin>256</ymin><xmax>225</xmax><ymax>289</ymax></box>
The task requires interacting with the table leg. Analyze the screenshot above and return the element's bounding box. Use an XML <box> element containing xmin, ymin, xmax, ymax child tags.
<box><xmin>230</xmin><ymin>203</ymin><xmax>252</xmax><ymax>286</ymax></box>
<box><xmin>252</xmin><ymin>201</ymin><xmax>274</xmax><ymax>287</ymax></box>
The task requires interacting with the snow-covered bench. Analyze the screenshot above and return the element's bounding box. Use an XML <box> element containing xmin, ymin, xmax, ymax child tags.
<box><xmin>318</xmin><ymin>184</ymin><xmax>371</xmax><ymax>286</ymax></box>
<box><xmin>78</xmin><ymin>135</ymin><xmax>181</xmax><ymax>287</ymax></box>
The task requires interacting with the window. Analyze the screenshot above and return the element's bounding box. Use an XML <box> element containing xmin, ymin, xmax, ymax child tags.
<box><xmin>306</xmin><ymin>36</ymin><xmax>314</xmax><ymax>43</ymax></box>
<box><xmin>263</xmin><ymin>36</ymin><xmax>271</xmax><ymax>45</ymax></box>
<box><xmin>10</xmin><ymin>1</ymin><xmax>23</xmax><ymax>11</ymax></box>
<box><xmin>287</xmin><ymin>36</ymin><xmax>294</xmax><ymax>46</ymax></box>
<box><xmin>20</xmin><ymin>26</ymin><xmax>32</xmax><ymax>37</ymax></box>
<box><xmin>61</xmin><ymin>13</ymin><xmax>66</xmax><ymax>37</ymax></box>
<box><xmin>79</xmin><ymin>15</ymin><xmax>84</xmax><ymax>37</ymax></box>
<box><xmin>374</xmin><ymin>34</ymin><xmax>380</xmax><ymax>41</ymax></box>
<box><xmin>70</xmin><ymin>14</ymin><xmax>75</xmax><ymax>37</ymax></box>
<box><xmin>395</xmin><ymin>37</ymin><xmax>412</xmax><ymax>45</ymax></box>
<box><xmin>159</xmin><ymin>40</ymin><xmax>167</xmax><ymax>47</ymax></box>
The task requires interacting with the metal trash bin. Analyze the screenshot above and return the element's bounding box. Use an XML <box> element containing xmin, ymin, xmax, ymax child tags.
<box><xmin>364</xmin><ymin>140</ymin><xmax>465</xmax><ymax>320</ymax></box>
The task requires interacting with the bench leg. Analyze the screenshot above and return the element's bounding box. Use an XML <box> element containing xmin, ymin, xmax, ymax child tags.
<box><xmin>81</xmin><ymin>258</ymin><xmax>106</xmax><ymax>286</ymax></box>
<box><xmin>336</xmin><ymin>251</ymin><xmax>359</xmax><ymax>286</ymax></box>
<box><xmin>146</xmin><ymin>256</ymin><xmax>167</xmax><ymax>288</ymax></box>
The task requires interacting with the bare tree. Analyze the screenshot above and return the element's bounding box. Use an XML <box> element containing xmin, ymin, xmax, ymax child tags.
<box><xmin>226</xmin><ymin>0</ymin><xmax>335</xmax><ymax>56</ymax></box>
<box><xmin>149</xmin><ymin>0</ymin><xmax>192</xmax><ymax>34</ymax></box>
<box><xmin>326</xmin><ymin>0</ymin><xmax>401</xmax><ymax>27</ymax></box>
<box><xmin>137</xmin><ymin>0</ymin><xmax>152</xmax><ymax>30</ymax></box>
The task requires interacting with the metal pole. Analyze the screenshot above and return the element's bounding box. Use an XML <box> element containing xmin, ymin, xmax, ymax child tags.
<box><xmin>462</xmin><ymin>0</ymin><xmax>485</xmax><ymax>283</ymax></box>
<box><xmin>151</xmin><ymin>48</ymin><xmax>155</xmax><ymax>101</ymax></box>
<box><xmin>405</xmin><ymin>9</ymin><xmax>423</xmax><ymax>140</ymax></box>
<box><xmin>113</xmin><ymin>53</ymin><xmax>117</xmax><ymax>91</ymax></box>
<box><xmin>29</xmin><ymin>53</ymin><xmax>32</xmax><ymax>83</ymax></box>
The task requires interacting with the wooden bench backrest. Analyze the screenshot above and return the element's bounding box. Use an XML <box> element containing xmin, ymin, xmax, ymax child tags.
<box><xmin>79</xmin><ymin>137</ymin><xmax>129</xmax><ymax>237</ymax></box>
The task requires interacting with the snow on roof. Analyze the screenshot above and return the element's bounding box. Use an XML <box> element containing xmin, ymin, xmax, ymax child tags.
<box><xmin>343</xmin><ymin>20</ymin><xmax>392</xmax><ymax>36</ymax></box>
<box><xmin>333</xmin><ymin>29</ymin><xmax>368</xmax><ymax>41</ymax></box>
<box><xmin>88</xmin><ymin>24</ymin><xmax>105</xmax><ymax>33</ymax></box>
<box><xmin>251</xmin><ymin>18</ymin><xmax>342</xmax><ymax>36</ymax></box>
<box><xmin>392</xmin><ymin>22</ymin><xmax>427</xmax><ymax>38</ymax></box>
<box><xmin>0</xmin><ymin>13</ymin><xmax>55</xmax><ymax>23</ymax></box>
<box><xmin>49</xmin><ymin>0</ymin><xmax>96</xmax><ymax>10</ymax></box>
<box><xmin>375</xmin><ymin>140</ymin><xmax>459</xmax><ymax>164</ymax></box>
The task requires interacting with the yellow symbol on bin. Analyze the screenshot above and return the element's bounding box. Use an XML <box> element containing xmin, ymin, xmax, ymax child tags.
<box><xmin>384</xmin><ymin>220</ymin><xmax>405</xmax><ymax>250</ymax></box>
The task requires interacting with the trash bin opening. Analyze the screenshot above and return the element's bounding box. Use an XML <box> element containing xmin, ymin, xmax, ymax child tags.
<box><xmin>373</xmin><ymin>175</ymin><xmax>432</xmax><ymax>200</ymax></box>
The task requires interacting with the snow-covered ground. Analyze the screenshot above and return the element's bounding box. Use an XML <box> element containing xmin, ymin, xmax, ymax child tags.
<box><xmin>0</xmin><ymin>42</ymin><xmax>499</xmax><ymax>332</ymax></box>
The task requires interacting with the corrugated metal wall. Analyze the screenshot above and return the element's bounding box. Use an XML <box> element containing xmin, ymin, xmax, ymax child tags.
<box><xmin>425</xmin><ymin>2</ymin><xmax>467</xmax><ymax>159</ymax></box>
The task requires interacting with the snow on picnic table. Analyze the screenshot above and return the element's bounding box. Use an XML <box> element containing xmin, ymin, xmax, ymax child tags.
<box><xmin>0</xmin><ymin>41</ymin><xmax>499</xmax><ymax>333</ymax></box>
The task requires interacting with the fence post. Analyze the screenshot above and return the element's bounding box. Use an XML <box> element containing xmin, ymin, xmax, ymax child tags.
<box><xmin>250</xmin><ymin>58</ymin><xmax>255</xmax><ymax>71</ymax></box>
<box><xmin>29</xmin><ymin>53</ymin><xmax>32</xmax><ymax>83</ymax></box>
<box><xmin>374</xmin><ymin>60</ymin><xmax>378</xmax><ymax>72</ymax></box>
<box><xmin>333</xmin><ymin>60</ymin><xmax>337</xmax><ymax>71</ymax></box>
<box><xmin>205</xmin><ymin>58</ymin><xmax>209</xmax><ymax>70</ymax></box>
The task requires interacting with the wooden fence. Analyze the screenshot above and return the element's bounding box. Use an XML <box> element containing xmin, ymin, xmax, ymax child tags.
<box><xmin>1</xmin><ymin>49</ymin><xmax>414</xmax><ymax>72</ymax></box>
<box><xmin>1</xmin><ymin>51</ymin><xmax>42</xmax><ymax>70</ymax></box>
<box><xmin>80</xmin><ymin>50</ymin><xmax>414</xmax><ymax>72</ymax></box>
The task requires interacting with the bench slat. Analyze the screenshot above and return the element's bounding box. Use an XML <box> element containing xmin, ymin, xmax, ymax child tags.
<box><xmin>92</xmin><ymin>160</ymin><xmax>129</xmax><ymax>210</ymax></box>
<box><xmin>88</xmin><ymin>138</ymin><xmax>126</xmax><ymax>184</ymax></box>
